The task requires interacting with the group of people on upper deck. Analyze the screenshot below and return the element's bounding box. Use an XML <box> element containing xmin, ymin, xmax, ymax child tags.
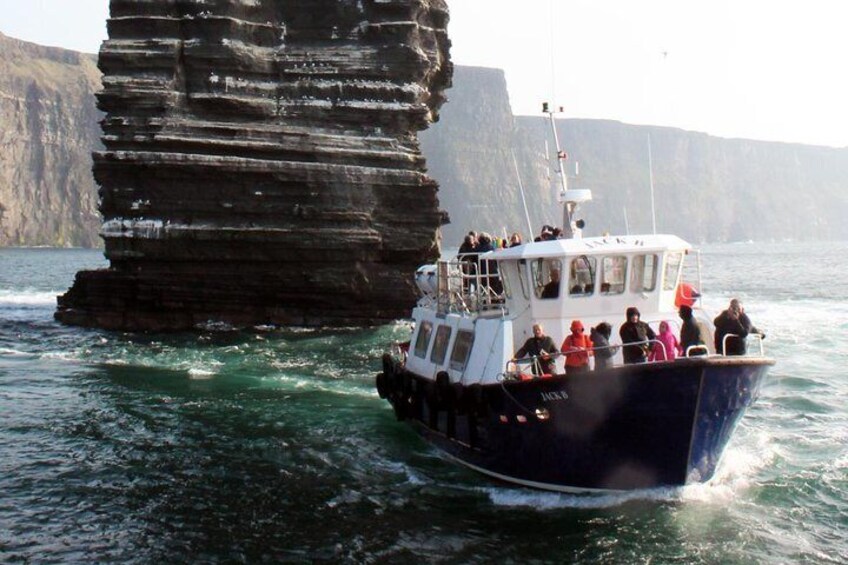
<box><xmin>514</xmin><ymin>299</ymin><xmax>763</xmax><ymax>376</ymax></box>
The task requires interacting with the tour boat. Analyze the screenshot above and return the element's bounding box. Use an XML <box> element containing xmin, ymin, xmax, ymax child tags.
<box><xmin>375</xmin><ymin>105</ymin><xmax>773</xmax><ymax>492</ymax></box>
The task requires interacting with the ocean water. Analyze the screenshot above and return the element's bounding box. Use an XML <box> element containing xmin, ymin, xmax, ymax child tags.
<box><xmin>0</xmin><ymin>243</ymin><xmax>846</xmax><ymax>563</ymax></box>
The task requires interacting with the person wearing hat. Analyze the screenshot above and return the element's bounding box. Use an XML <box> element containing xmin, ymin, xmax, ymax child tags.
<box><xmin>561</xmin><ymin>319</ymin><xmax>593</xmax><ymax>374</ymax></box>
<box><xmin>619</xmin><ymin>307</ymin><xmax>656</xmax><ymax>363</ymax></box>
<box><xmin>590</xmin><ymin>322</ymin><xmax>618</xmax><ymax>370</ymax></box>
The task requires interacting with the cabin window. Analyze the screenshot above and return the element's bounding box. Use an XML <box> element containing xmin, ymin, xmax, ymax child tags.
<box><xmin>601</xmin><ymin>256</ymin><xmax>627</xmax><ymax>294</ymax></box>
<box><xmin>532</xmin><ymin>259</ymin><xmax>563</xmax><ymax>299</ymax></box>
<box><xmin>413</xmin><ymin>320</ymin><xmax>433</xmax><ymax>358</ymax></box>
<box><xmin>568</xmin><ymin>255</ymin><xmax>596</xmax><ymax>297</ymax></box>
<box><xmin>449</xmin><ymin>330</ymin><xmax>474</xmax><ymax>371</ymax></box>
<box><xmin>630</xmin><ymin>254</ymin><xmax>658</xmax><ymax>292</ymax></box>
<box><xmin>663</xmin><ymin>252</ymin><xmax>684</xmax><ymax>290</ymax></box>
<box><xmin>500</xmin><ymin>263</ymin><xmax>513</xmax><ymax>299</ymax></box>
<box><xmin>517</xmin><ymin>260</ymin><xmax>530</xmax><ymax>299</ymax></box>
<box><xmin>429</xmin><ymin>325</ymin><xmax>452</xmax><ymax>365</ymax></box>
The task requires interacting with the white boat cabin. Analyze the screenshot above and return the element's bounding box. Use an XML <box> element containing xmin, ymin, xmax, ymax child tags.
<box><xmin>404</xmin><ymin>234</ymin><xmax>716</xmax><ymax>386</ymax></box>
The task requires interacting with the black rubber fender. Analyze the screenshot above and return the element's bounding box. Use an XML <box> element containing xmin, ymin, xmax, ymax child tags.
<box><xmin>375</xmin><ymin>372</ymin><xmax>390</xmax><ymax>399</ymax></box>
<box><xmin>382</xmin><ymin>353</ymin><xmax>394</xmax><ymax>378</ymax></box>
<box><xmin>466</xmin><ymin>383</ymin><xmax>488</xmax><ymax>416</ymax></box>
<box><xmin>392</xmin><ymin>395</ymin><xmax>407</xmax><ymax>421</ymax></box>
<box><xmin>435</xmin><ymin>371</ymin><xmax>453</xmax><ymax>408</ymax></box>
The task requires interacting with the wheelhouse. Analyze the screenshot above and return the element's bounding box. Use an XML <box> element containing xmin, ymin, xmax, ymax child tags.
<box><xmin>405</xmin><ymin>234</ymin><xmax>702</xmax><ymax>385</ymax></box>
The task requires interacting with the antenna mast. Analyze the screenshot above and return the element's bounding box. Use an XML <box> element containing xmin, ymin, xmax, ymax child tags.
<box><xmin>543</xmin><ymin>103</ymin><xmax>591</xmax><ymax>239</ymax></box>
<box><xmin>511</xmin><ymin>150</ymin><xmax>535</xmax><ymax>237</ymax></box>
<box><xmin>648</xmin><ymin>135</ymin><xmax>657</xmax><ymax>234</ymax></box>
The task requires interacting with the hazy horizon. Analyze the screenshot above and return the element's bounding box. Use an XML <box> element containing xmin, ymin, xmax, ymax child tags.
<box><xmin>1</xmin><ymin>0</ymin><xmax>845</xmax><ymax>148</ymax></box>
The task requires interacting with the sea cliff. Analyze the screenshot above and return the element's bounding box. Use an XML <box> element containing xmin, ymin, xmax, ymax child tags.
<box><xmin>422</xmin><ymin>66</ymin><xmax>848</xmax><ymax>246</ymax></box>
<box><xmin>0</xmin><ymin>32</ymin><xmax>102</xmax><ymax>247</ymax></box>
<box><xmin>53</xmin><ymin>0</ymin><xmax>451</xmax><ymax>330</ymax></box>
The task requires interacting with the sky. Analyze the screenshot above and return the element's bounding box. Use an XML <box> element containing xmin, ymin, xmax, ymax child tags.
<box><xmin>1</xmin><ymin>0</ymin><xmax>846</xmax><ymax>147</ymax></box>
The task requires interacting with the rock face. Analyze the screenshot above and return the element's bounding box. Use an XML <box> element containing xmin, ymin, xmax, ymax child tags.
<box><xmin>56</xmin><ymin>0</ymin><xmax>451</xmax><ymax>330</ymax></box>
<box><xmin>421</xmin><ymin>66</ymin><xmax>848</xmax><ymax>246</ymax></box>
<box><xmin>0</xmin><ymin>33</ymin><xmax>102</xmax><ymax>247</ymax></box>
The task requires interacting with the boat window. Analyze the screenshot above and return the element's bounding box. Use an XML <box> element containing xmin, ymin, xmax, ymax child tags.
<box><xmin>517</xmin><ymin>260</ymin><xmax>530</xmax><ymax>299</ymax></box>
<box><xmin>663</xmin><ymin>252</ymin><xmax>684</xmax><ymax>290</ymax></box>
<box><xmin>532</xmin><ymin>259</ymin><xmax>562</xmax><ymax>299</ymax></box>
<box><xmin>601</xmin><ymin>256</ymin><xmax>627</xmax><ymax>294</ymax></box>
<box><xmin>630</xmin><ymin>254</ymin><xmax>658</xmax><ymax>292</ymax></box>
<box><xmin>429</xmin><ymin>325</ymin><xmax>452</xmax><ymax>365</ymax></box>
<box><xmin>568</xmin><ymin>255</ymin><xmax>596</xmax><ymax>297</ymax></box>
<box><xmin>413</xmin><ymin>320</ymin><xmax>433</xmax><ymax>358</ymax></box>
<box><xmin>500</xmin><ymin>263</ymin><xmax>513</xmax><ymax>299</ymax></box>
<box><xmin>449</xmin><ymin>330</ymin><xmax>474</xmax><ymax>371</ymax></box>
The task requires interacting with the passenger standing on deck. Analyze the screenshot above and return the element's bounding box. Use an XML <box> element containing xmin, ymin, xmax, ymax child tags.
<box><xmin>457</xmin><ymin>233</ymin><xmax>478</xmax><ymax>293</ymax></box>
<box><xmin>679</xmin><ymin>305</ymin><xmax>709</xmax><ymax>356</ymax></box>
<box><xmin>714</xmin><ymin>298</ymin><xmax>763</xmax><ymax>355</ymax></box>
<box><xmin>590</xmin><ymin>322</ymin><xmax>618</xmax><ymax>371</ymax></box>
<box><xmin>476</xmin><ymin>233</ymin><xmax>502</xmax><ymax>295</ymax></box>
<box><xmin>561</xmin><ymin>320</ymin><xmax>592</xmax><ymax>374</ymax></box>
<box><xmin>515</xmin><ymin>324</ymin><xmax>558</xmax><ymax>376</ymax></box>
<box><xmin>619</xmin><ymin>307</ymin><xmax>656</xmax><ymax>364</ymax></box>
<box><xmin>649</xmin><ymin>321</ymin><xmax>682</xmax><ymax>361</ymax></box>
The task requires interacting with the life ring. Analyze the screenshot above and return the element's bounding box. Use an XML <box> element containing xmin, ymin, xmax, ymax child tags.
<box><xmin>675</xmin><ymin>282</ymin><xmax>701</xmax><ymax>308</ymax></box>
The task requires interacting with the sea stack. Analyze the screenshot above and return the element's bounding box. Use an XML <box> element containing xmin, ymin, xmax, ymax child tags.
<box><xmin>56</xmin><ymin>0</ymin><xmax>451</xmax><ymax>330</ymax></box>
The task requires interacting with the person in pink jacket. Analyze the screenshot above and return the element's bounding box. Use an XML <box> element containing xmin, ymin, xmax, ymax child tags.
<box><xmin>649</xmin><ymin>321</ymin><xmax>682</xmax><ymax>361</ymax></box>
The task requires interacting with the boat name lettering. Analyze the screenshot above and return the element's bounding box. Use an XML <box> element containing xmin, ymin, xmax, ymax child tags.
<box><xmin>540</xmin><ymin>391</ymin><xmax>569</xmax><ymax>402</ymax></box>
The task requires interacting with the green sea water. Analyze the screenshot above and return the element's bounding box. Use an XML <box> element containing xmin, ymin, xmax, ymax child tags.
<box><xmin>0</xmin><ymin>244</ymin><xmax>846</xmax><ymax>563</ymax></box>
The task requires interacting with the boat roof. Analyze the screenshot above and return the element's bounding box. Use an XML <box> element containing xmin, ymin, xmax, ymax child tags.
<box><xmin>488</xmin><ymin>233</ymin><xmax>692</xmax><ymax>260</ymax></box>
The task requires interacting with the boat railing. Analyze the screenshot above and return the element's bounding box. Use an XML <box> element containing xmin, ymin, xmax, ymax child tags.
<box><xmin>720</xmin><ymin>333</ymin><xmax>766</xmax><ymax>357</ymax></box>
<box><xmin>505</xmin><ymin>334</ymin><xmax>765</xmax><ymax>380</ymax></box>
<box><xmin>504</xmin><ymin>353</ymin><xmax>562</xmax><ymax>380</ymax></box>
<box><xmin>438</xmin><ymin>256</ymin><xmax>507</xmax><ymax>316</ymax></box>
<box><xmin>684</xmin><ymin>345</ymin><xmax>710</xmax><ymax>357</ymax></box>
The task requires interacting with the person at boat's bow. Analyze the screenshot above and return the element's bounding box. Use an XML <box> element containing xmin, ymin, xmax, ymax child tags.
<box><xmin>713</xmin><ymin>298</ymin><xmax>765</xmax><ymax>355</ymax></box>
<box><xmin>515</xmin><ymin>323</ymin><xmax>558</xmax><ymax>376</ymax></box>
<box><xmin>619</xmin><ymin>307</ymin><xmax>657</xmax><ymax>364</ymax></box>
<box><xmin>561</xmin><ymin>320</ymin><xmax>593</xmax><ymax>374</ymax></box>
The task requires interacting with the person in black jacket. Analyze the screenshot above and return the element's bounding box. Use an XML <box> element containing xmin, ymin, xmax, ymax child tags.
<box><xmin>679</xmin><ymin>305</ymin><xmax>709</xmax><ymax>356</ymax></box>
<box><xmin>714</xmin><ymin>299</ymin><xmax>762</xmax><ymax>355</ymax></box>
<box><xmin>515</xmin><ymin>323</ymin><xmax>558</xmax><ymax>375</ymax></box>
<box><xmin>590</xmin><ymin>322</ymin><xmax>618</xmax><ymax>370</ymax></box>
<box><xmin>619</xmin><ymin>307</ymin><xmax>656</xmax><ymax>364</ymax></box>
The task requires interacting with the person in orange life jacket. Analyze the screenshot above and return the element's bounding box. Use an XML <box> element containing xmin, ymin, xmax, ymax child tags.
<box><xmin>515</xmin><ymin>323</ymin><xmax>558</xmax><ymax>376</ymax></box>
<box><xmin>648</xmin><ymin>320</ymin><xmax>682</xmax><ymax>361</ymax></box>
<box><xmin>561</xmin><ymin>319</ymin><xmax>593</xmax><ymax>374</ymax></box>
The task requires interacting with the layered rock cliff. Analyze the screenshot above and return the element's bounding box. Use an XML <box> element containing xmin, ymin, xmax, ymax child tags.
<box><xmin>55</xmin><ymin>0</ymin><xmax>451</xmax><ymax>330</ymax></box>
<box><xmin>0</xmin><ymin>33</ymin><xmax>102</xmax><ymax>247</ymax></box>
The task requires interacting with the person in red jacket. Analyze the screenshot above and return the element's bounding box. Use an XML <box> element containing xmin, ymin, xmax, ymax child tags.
<box><xmin>561</xmin><ymin>319</ymin><xmax>593</xmax><ymax>374</ymax></box>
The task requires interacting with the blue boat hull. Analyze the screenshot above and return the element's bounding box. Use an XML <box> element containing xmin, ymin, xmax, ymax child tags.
<box><xmin>382</xmin><ymin>357</ymin><xmax>772</xmax><ymax>492</ymax></box>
